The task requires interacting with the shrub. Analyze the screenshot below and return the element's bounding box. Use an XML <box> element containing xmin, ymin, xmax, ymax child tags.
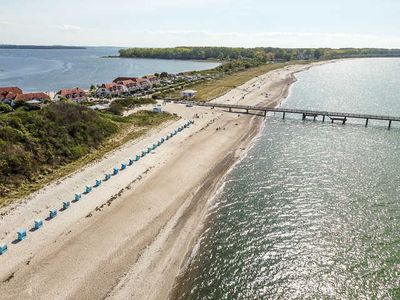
<box><xmin>0</xmin><ymin>102</ymin><xmax>118</xmax><ymax>197</ymax></box>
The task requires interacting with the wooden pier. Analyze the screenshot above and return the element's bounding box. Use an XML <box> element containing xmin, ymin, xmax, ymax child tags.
<box><xmin>173</xmin><ymin>101</ymin><xmax>400</xmax><ymax>129</ymax></box>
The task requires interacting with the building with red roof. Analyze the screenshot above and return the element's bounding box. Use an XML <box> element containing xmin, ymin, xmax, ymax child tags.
<box><xmin>15</xmin><ymin>92</ymin><xmax>50</xmax><ymax>102</ymax></box>
<box><xmin>54</xmin><ymin>88</ymin><xmax>87</xmax><ymax>103</ymax></box>
<box><xmin>114</xmin><ymin>79</ymin><xmax>141</xmax><ymax>92</ymax></box>
<box><xmin>95</xmin><ymin>82</ymin><xmax>128</xmax><ymax>98</ymax></box>
<box><xmin>0</xmin><ymin>87</ymin><xmax>23</xmax><ymax>105</ymax></box>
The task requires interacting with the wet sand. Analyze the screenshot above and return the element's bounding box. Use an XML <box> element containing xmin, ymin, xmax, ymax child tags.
<box><xmin>0</xmin><ymin>62</ymin><xmax>324</xmax><ymax>299</ymax></box>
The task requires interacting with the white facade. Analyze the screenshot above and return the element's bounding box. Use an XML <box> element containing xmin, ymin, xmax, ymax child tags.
<box><xmin>181</xmin><ymin>89</ymin><xmax>197</xmax><ymax>99</ymax></box>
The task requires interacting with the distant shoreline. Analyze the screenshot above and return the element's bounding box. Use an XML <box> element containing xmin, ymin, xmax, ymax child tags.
<box><xmin>0</xmin><ymin>45</ymin><xmax>86</xmax><ymax>50</ymax></box>
<box><xmin>105</xmin><ymin>55</ymin><xmax>222</xmax><ymax>63</ymax></box>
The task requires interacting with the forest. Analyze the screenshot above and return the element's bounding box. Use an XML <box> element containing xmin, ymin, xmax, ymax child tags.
<box><xmin>119</xmin><ymin>47</ymin><xmax>400</xmax><ymax>62</ymax></box>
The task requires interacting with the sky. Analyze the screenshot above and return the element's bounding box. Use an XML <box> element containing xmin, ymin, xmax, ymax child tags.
<box><xmin>1</xmin><ymin>0</ymin><xmax>400</xmax><ymax>48</ymax></box>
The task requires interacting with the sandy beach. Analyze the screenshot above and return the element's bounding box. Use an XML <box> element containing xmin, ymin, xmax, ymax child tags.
<box><xmin>0</xmin><ymin>62</ymin><xmax>324</xmax><ymax>299</ymax></box>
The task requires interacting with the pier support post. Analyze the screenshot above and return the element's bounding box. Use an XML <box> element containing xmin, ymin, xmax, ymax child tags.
<box><xmin>342</xmin><ymin>117</ymin><xmax>347</xmax><ymax>125</ymax></box>
<box><xmin>322</xmin><ymin>115</ymin><xmax>325</xmax><ymax>122</ymax></box>
<box><xmin>365</xmin><ymin>118</ymin><xmax>369</xmax><ymax>127</ymax></box>
<box><xmin>283</xmin><ymin>112</ymin><xmax>286</xmax><ymax>120</ymax></box>
<box><xmin>302</xmin><ymin>114</ymin><xmax>306</xmax><ymax>120</ymax></box>
<box><xmin>229</xmin><ymin>107</ymin><xmax>232</xmax><ymax>112</ymax></box>
<box><xmin>246</xmin><ymin>109</ymin><xmax>249</xmax><ymax>114</ymax></box>
<box><xmin>388</xmin><ymin>120</ymin><xmax>392</xmax><ymax>130</ymax></box>
<box><xmin>313</xmin><ymin>115</ymin><xmax>316</xmax><ymax>121</ymax></box>
<box><xmin>264</xmin><ymin>111</ymin><xmax>267</xmax><ymax>119</ymax></box>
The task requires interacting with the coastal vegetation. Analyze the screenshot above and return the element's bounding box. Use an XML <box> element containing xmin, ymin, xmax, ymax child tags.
<box><xmin>0</xmin><ymin>102</ymin><xmax>175</xmax><ymax>205</ymax></box>
<box><xmin>119</xmin><ymin>46</ymin><xmax>399</xmax><ymax>102</ymax></box>
<box><xmin>119</xmin><ymin>46</ymin><xmax>400</xmax><ymax>62</ymax></box>
<box><xmin>164</xmin><ymin>61</ymin><xmax>308</xmax><ymax>101</ymax></box>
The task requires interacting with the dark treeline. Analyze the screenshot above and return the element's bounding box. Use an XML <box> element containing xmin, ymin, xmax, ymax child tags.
<box><xmin>119</xmin><ymin>47</ymin><xmax>400</xmax><ymax>62</ymax></box>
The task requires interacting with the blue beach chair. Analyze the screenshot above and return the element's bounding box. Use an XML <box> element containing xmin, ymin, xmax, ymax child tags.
<box><xmin>85</xmin><ymin>186</ymin><xmax>92</xmax><ymax>194</ymax></box>
<box><xmin>135</xmin><ymin>155</ymin><xmax>141</xmax><ymax>161</ymax></box>
<box><xmin>34</xmin><ymin>219</ymin><xmax>43</xmax><ymax>230</ymax></box>
<box><xmin>17</xmin><ymin>229</ymin><xmax>27</xmax><ymax>241</ymax></box>
<box><xmin>75</xmin><ymin>193</ymin><xmax>82</xmax><ymax>201</ymax></box>
<box><xmin>63</xmin><ymin>201</ymin><xmax>70</xmax><ymax>210</ymax></box>
<box><xmin>121</xmin><ymin>163</ymin><xmax>127</xmax><ymax>170</ymax></box>
<box><xmin>128</xmin><ymin>159</ymin><xmax>134</xmax><ymax>166</ymax></box>
<box><xmin>113</xmin><ymin>167</ymin><xmax>119</xmax><ymax>175</ymax></box>
<box><xmin>49</xmin><ymin>209</ymin><xmax>57</xmax><ymax>219</ymax></box>
<box><xmin>104</xmin><ymin>174</ymin><xmax>111</xmax><ymax>181</ymax></box>
<box><xmin>0</xmin><ymin>243</ymin><xmax>7</xmax><ymax>255</ymax></box>
<box><xmin>95</xmin><ymin>179</ymin><xmax>102</xmax><ymax>187</ymax></box>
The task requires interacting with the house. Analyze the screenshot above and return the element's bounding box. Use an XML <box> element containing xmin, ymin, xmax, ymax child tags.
<box><xmin>15</xmin><ymin>92</ymin><xmax>50</xmax><ymax>103</ymax></box>
<box><xmin>113</xmin><ymin>77</ymin><xmax>138</xmax><ymax>83</ymax></box>
<box><xmin>143</xmin><ymin>75</ymin><xmax>160</xmax><ymax>85</ymax></box>
<box><xmin>54</xmin><ymin>88</ymin><xmax>87</xmax><ymax>103</ymax></box>
<box><xmin>0</xmin><ymin>86</ymin><xmax>23</xmax><ymax>105</ymax></box>
<box><xmin>112</xmin><ymin>76</ymin><xmax>153</xmax><ymax>89</ymax></box>
<box><xmin>181</xmin><ymin>89</ymin><xmax>197</xmax><ymax>99</ymax></box>
<box><xmin>95</xmin><ymin>83</ymin><xmax>128</xmax><ymax>97</ymax></box>
<box><xmin>114</xmin><ymin>80</ymin><xmax>141</xmax><ymax>93</ymax></box>
<box><xmin>136</xmin><ymin>78</ymin><xmax>151</xmax><ymax>89</ymax></box>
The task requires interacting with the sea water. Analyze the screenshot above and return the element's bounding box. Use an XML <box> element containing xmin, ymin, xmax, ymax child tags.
<box><xmin>0</xmin><ymin>47</ymin><xmax>219</xmax><ymax>92</ymax></box>
<box><xmin>175</xmin><ymin>58</ymin><xmax>400</xmax><ymax>299</ymax></box>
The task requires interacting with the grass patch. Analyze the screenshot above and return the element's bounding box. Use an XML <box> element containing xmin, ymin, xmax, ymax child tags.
<box><xmin>167</xmin><ymin>61</ymin><xmax>310</xmax><ymax>101</ymax></box>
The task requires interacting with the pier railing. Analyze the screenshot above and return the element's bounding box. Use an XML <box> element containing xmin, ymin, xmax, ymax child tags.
<box><xmin>169</xmin><ymin>100</ymin><xmax>400</xmax><ymax>129</ymax></box>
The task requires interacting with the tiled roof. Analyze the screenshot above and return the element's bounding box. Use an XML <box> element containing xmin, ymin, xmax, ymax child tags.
<box><xmin>57</xmin><ymin>88</ymin><xmax>86</xmax><ymax>97</ymax></box>
<box><xmin>0</xmin><ymin>87</ymin><xmax>23</xmax><ymax>96</ymax></box>
<box><xmin>15</xmin><ymin>93</ymin><xmax>50</xmax><ymax>101</ymax></box>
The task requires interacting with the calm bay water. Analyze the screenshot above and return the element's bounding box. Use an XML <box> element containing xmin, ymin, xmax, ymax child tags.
<box><xmin>175</xmin><ymin>58</ymin><xmax>400</xmax><ymax>299</ymax></box>
<box><xmin>0</xmin><ymin>47</ymin><xmax>219</xmax><ymax>92</ymax></box>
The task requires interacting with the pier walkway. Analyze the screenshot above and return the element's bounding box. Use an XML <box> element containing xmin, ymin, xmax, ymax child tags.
<box><xmin>173</xmin><ymin>101</ymin><xmax>400</xmax><ymax>129</ymax></box>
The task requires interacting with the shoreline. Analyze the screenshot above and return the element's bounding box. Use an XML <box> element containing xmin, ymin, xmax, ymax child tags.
<box><xmin>168</xmin><ymin>61</ymin><xmax>327</xmax><ymax>298</ymax></box>
<box><xmin>0</xmin><ymin>61</ymin><xmax>325</xmax><ymax>299</ymax></box>
<box><xmin>105</xmin><ymin>55</ymin><xmax>223</xmax><ymax>64</ymax></box>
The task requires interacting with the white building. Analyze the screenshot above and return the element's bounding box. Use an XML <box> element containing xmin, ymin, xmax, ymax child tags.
<box><xmin>181</xmin><ymin>89</ymin><xmax>197</xmax><ymax>99</ymax></box>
